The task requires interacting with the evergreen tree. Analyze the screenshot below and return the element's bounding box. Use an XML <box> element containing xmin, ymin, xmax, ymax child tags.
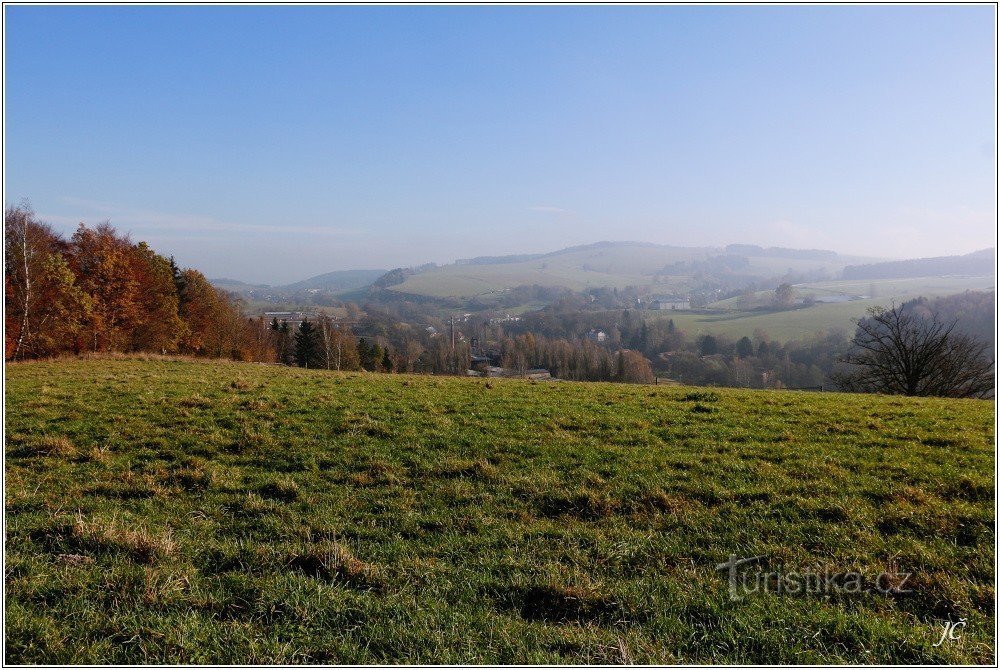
<box><xmin>736</xmin><ymin>336</ymin><xmax>754</xmax><ymax>358</ymax></box>
<box><xmin>358</xmin><ymin>337</ymin><xmax>382</xmax><ymax>371</ymax></box>
<box><xmin>699</xmin><ymin>334</ymin><xmax>718</xmax><ymax>357</ymax></box>
<box><xmin>381</xmin><ymin>347</ymin><xmax>393</xmax><ymax>373</ymax></box>
<box><xmin>294</xmin><ymin>320</ymin><xmax>321</xmax><ymax>368</ymax></box>
<box><xmin>169</xmin><ymin>256</ymin><xmax>188</xmax><ymax>310</ymax></box>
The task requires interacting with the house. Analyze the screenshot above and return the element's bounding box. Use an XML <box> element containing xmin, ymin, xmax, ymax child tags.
<box><xmin>586</xmin><ymin>329</ymin><xmax>608</xmax><ymax>343</ymax></box>
<box><xmin>651</xmin><ymin>298</ymin><xmax>690</xmax><ymax>310</ymax></box>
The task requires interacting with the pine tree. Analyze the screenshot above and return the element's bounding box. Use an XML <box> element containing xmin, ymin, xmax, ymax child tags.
<box><xmin>736</xmin><ymin>336</ymin><xmax>754</xmax><ymax>358</ymax></box>
<box><xmin>294</xmin><ymin>320</ymin><xmax>321</xmax><ymax>368</ymax></box>
<box><xmin>699</xmin><ymin>335</ymin><xmax>718</xmax><ymax>357</ymax></box>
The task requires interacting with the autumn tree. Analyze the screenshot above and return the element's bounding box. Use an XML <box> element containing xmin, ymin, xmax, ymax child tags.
<box><xmin>68</xmin><ymin>223</ymin><xmax>143</xmax><ymax>352</ymax></box>
<box><xmin>616</xmin><ymin>349</ymin><xmax>654</xmax><ymax>384</ymax></box>
<box><xmin>5</xmin><ymin>203</ymin><xmax>89</xmax><ymax>359</ymax></box>
<box><xmin>130</xmin><ymin>242</ymin><xmax>185</xmax><ymax>353</ymax></box>
<box><xmin>176</xmin><ymin>269</ymin><xmax>224</xmax><ymax>355</ymax></box>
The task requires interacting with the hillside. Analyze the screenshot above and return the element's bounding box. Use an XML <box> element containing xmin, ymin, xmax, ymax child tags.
<box><xmin>280</xmin><ymin>269</ymin><xmax>387</xmax><ymax>293</ymax></box>
<box><xmin>842</xmin><ymin>249</ymin><xmax>996</xmax><ymax>280</ymax></box>
<box><xmin>388</xmin><ymin>242</ymin><xmax>876</xmax><ymax>299</ymax></box>
<box><xmin>211</xmin><ymin>269</ymin><xmax>387</xmax><ymax>297</ymax></box>
<box><xmin>5</xmin><ymin>358</ymin><xmax>994</xmax><ymax>664</ymax></box>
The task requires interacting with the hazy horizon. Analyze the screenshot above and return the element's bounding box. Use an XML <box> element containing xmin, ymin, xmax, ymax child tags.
<box><xmin>5</xmin><ymin>5</ymin><xmax>997</xmax><ymax>284</ymax></box>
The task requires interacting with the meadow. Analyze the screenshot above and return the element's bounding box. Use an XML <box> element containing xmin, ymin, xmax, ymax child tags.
<box><xmin>646</xmin><ymin>275</ymin><xmax>995</xmax><ymax>341</ymax></box>
<box><xmin>646</xmin><ymin>300</ymin><xmax>893</xmax><ymax>341</ymax></box>
<box><xmin>4</xmin><ymin>358</ymin><xmax>995</xmax><ymax>663</ymax></box>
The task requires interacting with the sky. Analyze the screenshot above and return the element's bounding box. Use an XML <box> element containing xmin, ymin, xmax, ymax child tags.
<box><xmin>4</xmin><ymin>5</ymin><xmax>997</xmax><ymax>285</ymax></box>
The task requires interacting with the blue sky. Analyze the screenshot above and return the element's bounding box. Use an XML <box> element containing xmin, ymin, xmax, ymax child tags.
<box><xmin>5</xmin><ymin>5</ymin><xmax>996</xmax><ymax>284</ymax></box>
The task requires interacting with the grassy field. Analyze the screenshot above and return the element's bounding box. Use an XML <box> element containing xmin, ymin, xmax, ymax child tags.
<box><xmin>5</xmin><ymin>358</ymin><xmax>995</xmax><ymax>663</ymax></box>
<box><xmin>646</xmin><ymin>300</ymin><xmax>893</xmax><ymax>341</ymax></box>
<box><xmin>651</xmin><ymin>275</ymin><xmax>994</xmax><ymax>341</ymax></box>
<box><xmin>709</xmin><ymin>276</ymin><xmax>995</xmax><ymax>311</ymax></box>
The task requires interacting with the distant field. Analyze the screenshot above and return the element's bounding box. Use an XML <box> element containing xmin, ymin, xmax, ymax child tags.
<box><xmin>646</xmin><ymin>301</ymin><xmax>888</xmax><ymax>341</ymax></box>
<box><xmin>710</xmin><ymin>276</ymin><xmax>995</xmax><ymax>309</ymax></box>
<box><xmin>243</xmin><ymin>303</ymin><xmax>349</xmax><ymax>319</ymax></box>
<box><xmin>666</xmin><ymin>275</ymin><xmax>995</xmax><ymax>341</ymax></box>
<box><xmin>5</xmin><ymin>359</ymin><xmax>994</xmax><ymax>663</ymax></box>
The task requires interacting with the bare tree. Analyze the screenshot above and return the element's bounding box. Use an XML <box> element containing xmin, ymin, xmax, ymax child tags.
<box><xmin>831</xmin><ymin>303</ymin><xmax>993</xmax><ymax>398</ymax></box>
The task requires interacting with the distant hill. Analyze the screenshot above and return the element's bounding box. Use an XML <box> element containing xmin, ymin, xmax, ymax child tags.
<box><xmin>725</xmin><ymin>244</ymin><xmax>838</xmax><ymax>261</ymax></box>
<box><xmin>842</xmin><ymin>249</ymin><xmax>996</xmax><ymax>280</ymax></box>
<box><xmin>280</xmin><ymin>269</ymin><xmax>387</xmax><ymax>293</ymax></box>
<box><xmin>210</xmin><ymin>270</ymin><xmax>387</xmax><ymax>296</ymax></box>
<box><xmin>386</xmin><ymin>241</ymin><xmax>865</xmax><ymax>300</ymax></box>
<box><xmin>209</xmin><ymin>278</ymin><xmax>270</xmax><ymax>294</ymax></box>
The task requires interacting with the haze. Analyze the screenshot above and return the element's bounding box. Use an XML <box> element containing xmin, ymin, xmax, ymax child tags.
<box><xmin>4</xmin><ymin>5</ymin><xmax>996</xmax><ymax>285</ymax></box>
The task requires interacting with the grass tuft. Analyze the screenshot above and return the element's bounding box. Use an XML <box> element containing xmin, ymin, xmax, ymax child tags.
<box><xmin>68</xmin><ymin>514</ymin><xmax>176</xmax><ymax>564</ymax></box>
<box><xmin>285</xmin><ymin>541</ymin><xmax>385</xmax><ymax>591</ymax></box>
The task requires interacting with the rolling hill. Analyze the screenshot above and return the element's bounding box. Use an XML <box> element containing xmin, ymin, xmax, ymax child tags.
<box><xmin>842</xmin><ymin>248</ymin><xmax>996</xmax><ymax>280</ymax></box>
<box><xmin>386</xmin><ymin>242</ymin><xmax>880</xmax><ymax>299</ymax></box>
<box><xmin>211</xmin><ymin>269</ymin><xmax>387</xmax><ymax>297</ymax></box>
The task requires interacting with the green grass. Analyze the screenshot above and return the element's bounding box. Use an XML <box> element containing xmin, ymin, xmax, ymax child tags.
<box><xmin>646</xmin><ymin>301</ymin><xmax>892</xmax><ymax>340</ymax></box>
<box><xmin>5</xmin><ymin>358</ymin><xmax>995</xmax><ymax>663</ymax></box>
<box><xmin>662</xmin><ymin>275</ymin><xmax>994</xmax><ymax>341</ymax></box>
<box><xmin>709</xmin><ymin>276</ymin><xmax>995</xmax><ymax>311</ymax></box>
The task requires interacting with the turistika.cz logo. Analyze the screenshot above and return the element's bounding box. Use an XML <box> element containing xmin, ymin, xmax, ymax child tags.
<box><xmin>716</xmin><ymin>555</ymin><xmax>914</xmax><ymax>601</ymax></box>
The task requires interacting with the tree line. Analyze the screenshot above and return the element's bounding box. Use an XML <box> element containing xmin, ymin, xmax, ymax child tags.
<box><xmin>8</xmin><ymin>204</ymin><xmax>990</xmax><ymax>396</ymax></box>
<box><xmin>5</xmin><ymin>204</ymin><xmax>272</xmax><ymax>361</ymax></box>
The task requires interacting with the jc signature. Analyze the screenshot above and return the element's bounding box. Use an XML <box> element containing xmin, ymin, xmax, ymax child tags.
<box><xmin>932</xmin><ymin>618</ymin><xmax>966</xmax><ymax>647</ymax></box>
